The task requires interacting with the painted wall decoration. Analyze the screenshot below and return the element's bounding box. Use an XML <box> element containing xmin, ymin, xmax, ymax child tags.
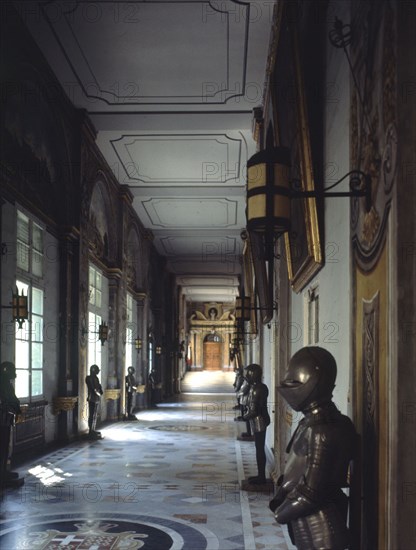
<box><xmin>350</xmin><ymin>0</ymin><xmax>397</xmax><ymax>270</ymax></box>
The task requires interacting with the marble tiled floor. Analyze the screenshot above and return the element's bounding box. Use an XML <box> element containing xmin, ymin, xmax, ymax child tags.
<box><xmin>0</xmin><ymin>372</ymin><xmax>295</xmax><ymax>549</ymax></box>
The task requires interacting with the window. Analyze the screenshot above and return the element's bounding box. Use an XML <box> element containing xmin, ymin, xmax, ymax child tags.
<box><xmin>148</xmin><ymin>340</ymin><xmax>153</xmax><ymax>374</ymax></box>
<box><xmin>88</xmin><ymin>265</ymin><xmax>103</xmax><ymax>372</ymax></box>
<box><xmin>15</xmin><ymin>209</ymin><xmax>45</xmax><ymax>400</ymax></box>
<box><xmin>15</xmin><ymin>280</ymin><xmax>44</xmax><ymax>400</ymax></box>
<box><xmin>125</xmin><ymin>293</ymin><xmax>134</xmax><ymax>372</ymax></box>
<box><xmin>89</xmin><ymin>266</ymin><xmax>102</xmax><ymax>308</ymax></box>
<box><xmin>17</xmin><ymin>210</ymin><xmax>43</xmax><ymax>277</ymax></box>
<box><xmin>88</xmin><ymin>311</ymin><xmax>102</xmax><ymax>371</ymax></box>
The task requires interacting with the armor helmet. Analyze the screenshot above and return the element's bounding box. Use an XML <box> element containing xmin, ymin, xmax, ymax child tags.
<box><xmin>245</xmin><ymin>363</ymin><xmax>262</xmax><ymax>384</ymax></box>
<box><xmin>90</xmin><ymin>364</ymin><xmax>100</xmax><ymax>376</ymax></box>
<box><xmin>127</xmin><ymin>366</ymin><xmax>135</xmax><ymax>375</ymax></box>
<box><xmin>278</xmin><ymin>346</ymin><xmax>337</xmax><ymax>411</ymax></box>
<box><xmin>0</xmin><ymin>361</ymin><xmax>16</xmax><ymax>380</ymax></box>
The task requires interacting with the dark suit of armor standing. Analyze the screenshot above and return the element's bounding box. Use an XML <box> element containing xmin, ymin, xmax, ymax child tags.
<box><xmin>85</xmin><ymin>364</ymin><xmax>103</xmax><ymax>438</ymax></box>
<box><xmin>243</xmin><ymin>363</ymin><xmax>270</xmax><ymax>484</ymax></box>
<box><xmin>0</xmin><ymin>362</ymin><xmax>23</xmax><ymax>487</ymax></box>
<box><xmin>270</xmin><ymin>346</ymin><xmax>357</xmax><ymax>550</ymax></box>
<box><xmin>125</xmin><ymin>366</ymin><xmax>137</xmax><ymax>420</ymax></box>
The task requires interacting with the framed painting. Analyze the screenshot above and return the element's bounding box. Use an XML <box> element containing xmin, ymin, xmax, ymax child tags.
<box><xmin>267</xmin><ymin>0</ymin><xmax>323</xmax><ymax>292</ymax></box>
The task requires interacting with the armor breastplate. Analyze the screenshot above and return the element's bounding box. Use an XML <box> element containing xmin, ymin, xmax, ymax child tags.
<box><xmin>281</xmin><ymin>424</ymin><xmax>308</xmax><ymax>492</ymax></box>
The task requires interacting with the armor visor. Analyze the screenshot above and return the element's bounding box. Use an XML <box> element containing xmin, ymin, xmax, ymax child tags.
<box><xmin>277</xmin><ymin>377</ymin><xmax>319</xmax><ymax>412</ymax></box>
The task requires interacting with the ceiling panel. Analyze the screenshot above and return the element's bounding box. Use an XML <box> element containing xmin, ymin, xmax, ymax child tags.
<box><xmin>142</xmin><ymin>197</ymin><xmax>238</xmax><ymax>228</ymax></box>
<box><xmin>39</xmin><ymin>0</ymin><xmax>250</xmax><ymax>107</ymax></box>
<box><xmin>159</xmin><ymin>235</ymin><xmax>237</xmax><ymax>256</ymax></box>
<box><xmin>110</xmin><ymin>133</ymin><xmax>244</xmax><ymax>185</ymax></box>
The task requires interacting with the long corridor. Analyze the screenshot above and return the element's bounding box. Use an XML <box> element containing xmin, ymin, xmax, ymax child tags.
<box><xmin>1</xmin><ymin>372</ymin><xmax>292</xmax><ymax>550</ymax></box>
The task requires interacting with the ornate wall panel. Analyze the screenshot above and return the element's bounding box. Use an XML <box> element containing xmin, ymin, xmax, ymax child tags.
<box><xmin>350</xmin><ymin>1</ymin><xmax>397</xmax><ymax>271</ymax></box>
<box><xmin>350</xmin><ymin>2</ymin><xmax>396</xmax><ymax>548</ymax></box>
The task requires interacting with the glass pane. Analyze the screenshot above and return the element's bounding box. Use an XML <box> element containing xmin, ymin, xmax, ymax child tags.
<box><xmin>17</xmin><ymin>242</ymin><xmax>29</xmax><ymax>271</ymax></box>
<box><xmin>32</xmin><ymin>251</ymin><xmax>43</xmax><ymax>277</ymax></box>
<box><xmin>149</xmin><ymin>342</ymin><xmax>153</xmax><ymax>373</ymax></box>
<box><xmin>88</xmin><ymin>312</ymin><xmax>97</xmax><ymax>342</ymax></box>
<box><xmin>15</xmin><ymin>324</ymin><xmax>29</xmax><ymax>342</ymax></box>
<box><xmin>89</xmin><ymin>285</ymin><xmax>95</xmax><ymax>305</ymax></box>
<box><xmin>96</xmin><ymin>271</ymin><xmax>102</xmax><ymax>290</ymax></box>
<box><xmin>95</xmin><ymin>289</ymin><xmax>102</xmax><ymax>309</ymax></box>
<box><xmin>32</xmin><ymin>288</ymin><xmax>43</xmax><ymax>316</ymax></box>
<box><xmin>32</xmin><ymin>342</ymin><xmax>43</xmax><ymax>369</ymax></box>
<box><xmin>31</xmin><ymin>315</ymin><xmax>43</xmax><ymax>342</ymax></box>
<box><xmin>32</xmin><ymin>224</ymin><xmax>43</xmax><ymax>252</ymax></box>
<box><xmin>126</xmin><ymin>294</ymin><xmax>133</xmax><ymax>321</ymax></box>
<box><xmin>16</xmin><ymin>280</ymin><xmax>29</xmax><ymax>295</ymax></box>
<box><xmin>95</xmin><ymin>347</ymin><xmax>102</xmax><ymax>374</ymax></box>
<box><xmin>15</xmin><ymin>369</ymin><xmax>29</xmax><ymax>399</ymax></box>
<box><xmin>17</xmin><ymin>212</ymin><xmax>29</xmax><ymax>243</ymax></box>
<box><xmin>126</xmin><ymin>342</ymin><xmax>133</xmax><ymax>371</ymax></box>
<box><xmin>31</xmin><ymin>370</ymin><xmax>43</xmax><ymax>397</ymax></box>
<box><xmin>15</xmin><ymin>339</ymin><xmax>29</xmax><ymax>368</ymax></box>
<box><xmin>88</xmin><ymin>338</ymin><xmax>95</xmax><ymax>367</ymax></box>
<box><xmin>89</xmin><ymin>267</ymin><xmax>95</xmax><ymax>304</ymax></box>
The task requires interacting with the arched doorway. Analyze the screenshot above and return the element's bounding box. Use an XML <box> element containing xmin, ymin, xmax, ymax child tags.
<box><xmin>203</xmin><ymin>332</ymin><xmax>223</xmax><ymax>371</ymax></box>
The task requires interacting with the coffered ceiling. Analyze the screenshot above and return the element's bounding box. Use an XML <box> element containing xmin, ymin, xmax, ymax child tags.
<box><xmin>16</xmin><ymin>0</ymin><xmax>274</xmax><ymax>302</ymax></box>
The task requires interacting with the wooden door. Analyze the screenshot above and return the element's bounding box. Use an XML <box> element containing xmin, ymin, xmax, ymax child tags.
<box><xmin>203</xmin><ymin>342</ymin><xmax>222</xmax><ymax>370</ymax></box>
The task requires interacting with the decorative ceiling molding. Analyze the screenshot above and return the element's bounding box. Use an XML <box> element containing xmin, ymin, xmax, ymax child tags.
<box><xmin>41</xmin><ymin>0</ymin><xmax>249</xmax><ymax>105</ymax></box>
<box><xmin>142</xmin><ymin>198</ymin><xmax>238</xmax><ymax>228</ymax></box>
<box><xmin>159</xmin><ymin>235</ymin><xmax>237</xmax><ymax>256</ymax></box>
<box><xmin>177</xmin><ymin>275</ymin><xmax>238</xmax><ymax>286</ymax></box>
<box><xmin>110</xmin><ymin>133</ymin><xmax>243</xmax><ymax>185</ymax></box>
<box><xmin>167</xmin><ymin>258</ymin><xmax>240</xmax><ymax>275</ymax></box>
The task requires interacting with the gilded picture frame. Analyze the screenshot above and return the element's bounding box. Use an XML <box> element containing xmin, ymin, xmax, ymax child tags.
<box><xmin>267</xmin><ymin>0</ymin><xmax>323</xmax><ymax>293</ymax></box>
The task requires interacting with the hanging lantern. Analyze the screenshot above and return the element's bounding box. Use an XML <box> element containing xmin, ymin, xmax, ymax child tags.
<box><xmin>135</xmin><ymin>338</ymin><xmax>142</xmax><ymax>351</ymax></box>
<box><xmin>235</xmin><ymin>295</ymin><xmax>251</xmax><ymax>322</ymax></box>
<box><xmin>246</xmin><ymin>145</ymin><xmax>291</xmax><ymax>239</ymax></box>
<box><xmin>98</xmin><ymin>322</ymin><xmax>108</xmax><ymax>345</ymax></box>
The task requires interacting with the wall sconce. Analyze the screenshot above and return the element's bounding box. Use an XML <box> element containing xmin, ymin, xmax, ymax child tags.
<box><xmin>12</xmin><ymin>287</ymin><xmax>28</xmax><ymax>329</ymax></box>
<box><xmin>235</xmin><ymin>290</ymin><xmax>278</xmax><ymax>321</ymax></box>
<box><xmin>98</xmin><ymin>322</ymin><xmax>108</xmax><ymax>346</ymax></box>
<box><xmin>246</xmin><ymin>142</ymin><xmax>371</xmax><ymax>313</ymax></box>
<box><xmin>155</xmin><ymin>345</ymin><xmax>162</xmax><ymax>355</ymax></box>
<box><xmin>235</xmin><ymin>296</ymin><xmax>251</xmax><ymax>322</ymax></box>
<box><xmin>1</xmin><ymin>288</ymin><xmax>29</xmax><ymax>329</ymax></box>
<box><xmin>246</xmin><ymin>144</ymin><xmax>371</xmax><ymax>243</ymax></box>
<box><xmin>135</xmin><ymin>338</ymin><xmax>142</xmax><ymax>352</ymax></box>
<box><xmin>83</xmin><ymin>321</ymin><xmax>109</xmax><ymax>345</ymax></box>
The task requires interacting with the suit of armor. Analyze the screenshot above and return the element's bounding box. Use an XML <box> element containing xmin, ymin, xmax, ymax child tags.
<box><xmin>125</xmin><ymin>366</ymin><xmax>137</xmax><ymax>419</ymax></box>
<box><xmin>270</xmin><ymin>346</ymin><xmax>357</xmax><ymax>550</ymax></box>
<box><xmin>85</xmin><ymin>364</ymin><xmax>103</xmax><ymax>437</ymax></box>
<box><xmin>0</xmin><ymin>362</ymin><xmax>22</xmax><ymax>487</ymax></box>
<box><xmin>243</xmin><ymin>364</ymin><xmax>270</xmax><ymax>483</ymax></box>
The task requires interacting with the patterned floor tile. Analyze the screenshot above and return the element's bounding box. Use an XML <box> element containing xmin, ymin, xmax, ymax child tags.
<box><xmin>1</xmin><ymin>374</ymin><xmax>290</xmax><ymax>550</ymax></box>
